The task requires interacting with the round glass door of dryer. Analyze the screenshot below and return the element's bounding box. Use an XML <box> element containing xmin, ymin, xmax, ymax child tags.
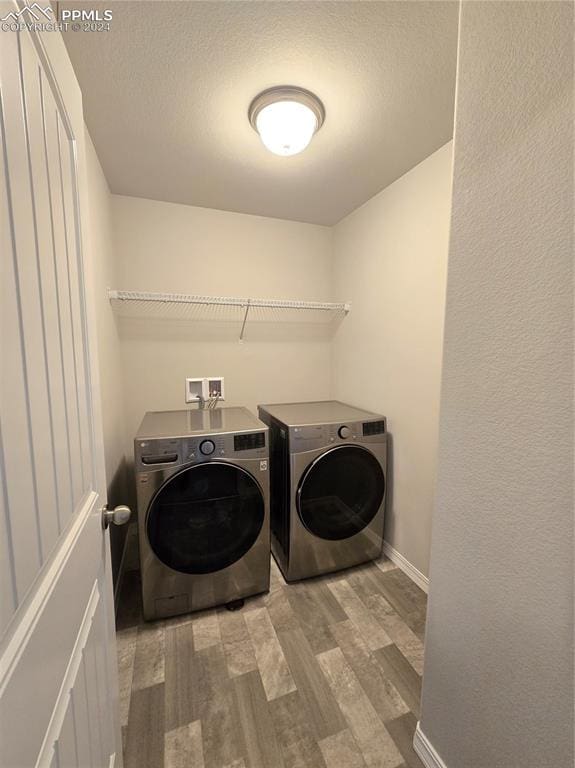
<box><xmin>297</xmin><ymin>445</ymin><xmax>385</xmax><ymax>541</ymax></box>
<box><xmin>146</xmin><ymin>462</ymin><xmax>265</xmax><ymax>574</ymax></box>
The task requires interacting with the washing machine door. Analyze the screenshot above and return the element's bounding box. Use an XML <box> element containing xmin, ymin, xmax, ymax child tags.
<box><xmin>146</xmin><ymin>461</ymin><xmax>265</xmax><ymax>574</ymax></box>
<box><xmin>297</xmin><ymin>445</ymin><xmax>385</xmax><ymax>541</ymax></box>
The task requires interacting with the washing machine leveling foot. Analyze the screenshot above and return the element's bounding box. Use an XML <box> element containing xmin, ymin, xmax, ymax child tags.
<box><xmin>225</xmin><ymin>598</ymin><xmax>245</xmax><ymax>612</ymax></box>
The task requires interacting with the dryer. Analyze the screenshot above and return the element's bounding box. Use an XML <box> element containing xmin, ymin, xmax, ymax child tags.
<box><xmin>135</xmin><ymin>407</ymin><xmax>270</xmax><ymax>620</ymax></box>
<box><xmin>258</xmin><ymin>400</ymin><xmax>387</xmax><ymax>581</ymax></box>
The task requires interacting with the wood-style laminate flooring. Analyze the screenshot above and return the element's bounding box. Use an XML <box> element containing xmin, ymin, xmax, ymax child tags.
<box><xmin>116</xmin><ymin>557</ymin><xmax>427</xmax><ymax>768</ymax></box>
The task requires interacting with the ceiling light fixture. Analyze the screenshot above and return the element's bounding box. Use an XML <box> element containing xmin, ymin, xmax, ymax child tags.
<box><xmin>249</xmin><ymin>86</ymin><xmax>325</xmax><ymax>157</ymax></box>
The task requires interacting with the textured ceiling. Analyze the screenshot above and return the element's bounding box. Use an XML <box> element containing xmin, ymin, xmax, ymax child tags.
<box><xmin>62</xmin><ymin>1</ymin><xmax>458</xmax><ymax>225</ymax></box>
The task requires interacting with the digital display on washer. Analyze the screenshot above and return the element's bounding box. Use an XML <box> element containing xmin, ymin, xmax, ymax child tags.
<box><xmin>362</xmin><ymin>420</ymin><xmax>386</xmax><ymax>436</ymax></box>
<box><xmin>234</xmin><ymin>432</ymin><xmax>265</xmax><ymax>451</ymax></box>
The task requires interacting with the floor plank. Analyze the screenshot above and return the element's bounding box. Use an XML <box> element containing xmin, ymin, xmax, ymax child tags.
<box><xmin>330</xmin><ymin>620</ymin><xmax>409</xmax><ymax>722</ymax></box>
<box><xmin>328</xmin><ymin>578</ymin><xmax>393</xmax><ymax>651</ymax></box>
<box><xmin>347</xmin><ymin>563</ymin><xmax>391</xmax><ymax>603</ymax></box>
<box><xmin>374</xmin><ymin>645</ymin><xmax>422</xmax><ymax>718</ymax></box>
<box><xmin>367</xmin><ymin>569</ymin><xmax>427</xmax><ymax>639</ymax></box>
<box><xmin>244</xmin><ymin>607</ymin><xmax>296</xmax><ymax>701</ymax></box>
<box><xmin>190</xmin><ymin>645</ymin><xmax>244</xmax><ymax>767</ymax></box>
<box><xmin>124</xmin><ymin>683</ymin><xmax>165</xmax><ymax>768</ymax></box>
<box><xmin>364</xmin><ymin>595</ymin><xmax>424</xmax><ymax>674</ymax></box>
<box><xmin>164</xmin><ymin>720</ymin><xmax>204</xmax><ymax>768</ymax></box>
<box><xmin>200</xmin><ymin>680</ymin><xmax>244</xmax><ymax>768</ymax></box>
<box><xmin>277</xmin><ymin>627</ymin><xmax>347</xmax><ymax>740</ymax></box>
<box><xmin>132</xmin><ymin>622</ymin><xmax>165</xmax><ymax>691</ymax></box>
<box><xmin>384</xmin><ymin>713</ymin><xmax>425</xmax><ymax>768</ymax></box>
<box><xmin>264</xmin><ymin>584</ymin><xmax>301</xmax><ymax>635</ymax></box>
<box><xmin>319</xmin><ymin>729</ymin><xmax>368</xmax><ymax>768</ymax></box>
<box><xmin>192</xmin><ymin>609</ymin><xmax>222</xmax><ymax>651</ymax></box>
<box><xmin>218</xmin><ymin>608</ymin><xmax>258</xmax><ymax>678</ymax></box>
<box><xmin>285</xmin><ymin>578</ymin><xmax>346</xmax><ymax>654</ymax></box>
<box><xmin>189</xmin><ymin>644</ymin><xmax>230</xmax><ymax>721</ymax></box>
<box><xmin>117</xmin><ymin>627</ymin><xmax>137</xmax><ymax>728</ymax></box>
<box><xmin>317</xmin><ymin>647</ymin><xmax>404</xmax><ymax>768</ymax></box>
<box><xmin>268</xmin><ymin>690</ymin><xmax>328</xmax><ymax>768</ymax></box>
<box><xmin>232</xmin><ymin>670</ymin><xmax>286</xmax><ymax>768</ymax></box>
<box><xmin>163</xmin><ymin>622</ymin><xmax>194</xmax><ymax>732</ymax></box>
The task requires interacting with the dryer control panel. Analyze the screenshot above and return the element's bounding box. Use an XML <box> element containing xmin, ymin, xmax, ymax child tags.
<box><xmin>289</xmin><ymin>417</ymin><xmax>386</xmax><ymax>454</ymax></box>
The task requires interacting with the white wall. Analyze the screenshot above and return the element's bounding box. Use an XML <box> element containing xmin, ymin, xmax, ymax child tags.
<box><xmin>111</xmin><ymin>196</ymin><xmax>334</xmax><ymax>451</ymax></box>
<box><xmin>419</xmin><ymin>3</ymin><xmax>573</xmax><ymax>767</ymax></box>
<box><xmin>84</xmin><ymin>129</ymin><xmax>129</xmax><ymax>582</ymax></box>
<box><xmin>332</xmin><ymin>142</ymin><xmax>452</xmax><ymax>578</ymax></box>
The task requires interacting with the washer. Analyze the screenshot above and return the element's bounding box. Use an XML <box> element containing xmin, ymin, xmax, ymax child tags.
<box><xmin>258</xmin><ymin>400</ymin><xmax>387</xmax><ymax>581</ymax></box>
<box><xmin>135</xmin><ymin>407</ymin><xmax>270</xmax><ymax>621</ymax></box>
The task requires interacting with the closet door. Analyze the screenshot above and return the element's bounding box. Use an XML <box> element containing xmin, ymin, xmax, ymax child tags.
<box><xmin>0</xmin><ymin>4</ymin><xmax>122</xmax><ymax>766</ymax></box>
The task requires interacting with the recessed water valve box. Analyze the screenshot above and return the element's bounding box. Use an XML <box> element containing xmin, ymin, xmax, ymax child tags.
<box><xmin>185</xmin><ymin>378</ymin><xmax>205</xmax><ymax>404</ymax></box>
<box><xmin>207</xmin><ymin>377</ymin><xmax>225</xmax><ymax>400</ymax></box>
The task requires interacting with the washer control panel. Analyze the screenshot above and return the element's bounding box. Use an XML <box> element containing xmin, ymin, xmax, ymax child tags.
<box><xmin>135</xmin><ymin>429</ymin><xmax>267</xmax><ymax>469</ymax></box>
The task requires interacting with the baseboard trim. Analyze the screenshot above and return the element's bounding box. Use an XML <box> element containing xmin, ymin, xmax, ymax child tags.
<box><xmin>381</xmin><ymin>541</ymin><xmax>429</xmax><ymax>593</ymax></box>
<box><xmin>413</xmin><ymin>722</ymin><xmax>447</xmax><ymax>768</ymax></box>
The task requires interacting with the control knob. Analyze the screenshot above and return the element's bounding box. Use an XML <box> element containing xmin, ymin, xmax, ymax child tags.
<box><xmin>199</xmin><ymin>439</ymin><xmax>216</xmax><ymax>456</ymax></box>
<box><xmin>338</xmin><ymin>426</ymin><xmax>351</xmax><ymax>439</ymax></box>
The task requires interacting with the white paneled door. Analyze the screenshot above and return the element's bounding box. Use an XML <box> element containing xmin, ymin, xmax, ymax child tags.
<box><xmin>0</xmin><ymin>3</ymin><xmax>122</xmax><ymax>766</ymax></box>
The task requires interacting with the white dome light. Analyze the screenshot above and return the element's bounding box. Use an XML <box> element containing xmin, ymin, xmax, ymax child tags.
<box><xmin>249</xmin><ymin>87</ymin><xmax>325</xmax><ymax>157</ymax></box>
<box><xmin>256</xmin><ymin>101</ymin><xmax>317</xmax><ymax>156</ymax></box>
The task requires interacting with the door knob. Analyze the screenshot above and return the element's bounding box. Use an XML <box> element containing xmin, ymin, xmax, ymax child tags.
<box><xmin>101</xmin><ymin>504</ymin><xmax>131</xmax><ymax>530</ymax></box>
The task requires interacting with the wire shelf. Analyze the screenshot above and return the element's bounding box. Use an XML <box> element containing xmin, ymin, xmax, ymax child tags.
<box><xmin>108</xmin><ymin>289</ymin><xmax>350</xmax><ymax>340</ymax></box>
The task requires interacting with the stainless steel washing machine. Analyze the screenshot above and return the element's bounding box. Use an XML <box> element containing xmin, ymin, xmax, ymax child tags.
<box><xmin>258</xmin><ymin>400</ymin><xmax>387</xmax><ymax>581</ymax></box>
<box><xmin>135</xmin><ymin>407</ymin><xmax>270</xmax><ymax>620</ymax></box>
